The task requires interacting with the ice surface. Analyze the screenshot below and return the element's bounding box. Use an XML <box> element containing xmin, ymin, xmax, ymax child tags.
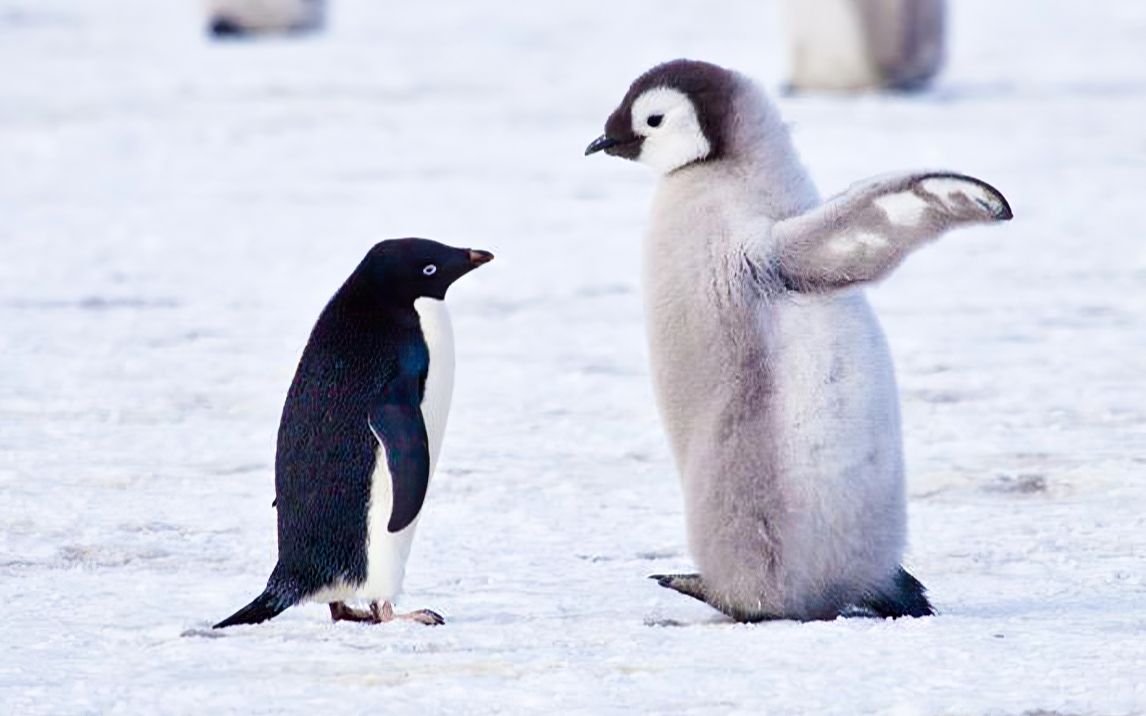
<box><xmin>1</xmin><ymin>1</ymin><xmax>1145</xmax><ymax>713</ymax></box>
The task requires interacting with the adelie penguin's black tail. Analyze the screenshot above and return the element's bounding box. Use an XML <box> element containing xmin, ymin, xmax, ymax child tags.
<box><xmin>213</xmin><ymin>588</ymin><xmax>292</xmax><ymax>629</ymax></box>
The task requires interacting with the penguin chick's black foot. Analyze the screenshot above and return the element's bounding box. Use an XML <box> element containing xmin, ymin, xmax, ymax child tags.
<box><xmin>650</xmin><ymin>573</ymin><xmax>778</xmax><ymax>623</ymax></box>
<box><xmin>651</xmin><ymin>573</ymin><xmax>709</xmax><ymax>603</ymax></box>
<box><xmin>860</xmin><ymin>567</ymin><xmax>935</xmax><ymax>618</ymax></box>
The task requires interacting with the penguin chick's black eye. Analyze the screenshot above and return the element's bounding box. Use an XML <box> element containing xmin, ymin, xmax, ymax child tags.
<box><xmin>422</xmin><ymin>264</ymin><xmax>437</xmax><ymax>276</ymax></box>
<box><xmin>647</xmin><ymin>114</ymin><xmax>664</xmax><ymax>128</ymax></box>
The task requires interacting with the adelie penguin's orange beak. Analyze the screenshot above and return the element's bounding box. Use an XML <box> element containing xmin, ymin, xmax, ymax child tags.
<box><xmin>468</xmin><ymin>250</ymin><xmax>494</xmax><ymax>267</ymax></box>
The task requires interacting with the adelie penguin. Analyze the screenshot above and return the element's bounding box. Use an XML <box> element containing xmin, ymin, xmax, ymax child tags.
<box><xmin>586</xmin><ymin>60</ymin><xmax>1011</xmax><ymax>622</ymax></box>
<box><xmin>214</xmin><ymin>239</ymin><xmax>493</xmax><ymax>628</ymax></box>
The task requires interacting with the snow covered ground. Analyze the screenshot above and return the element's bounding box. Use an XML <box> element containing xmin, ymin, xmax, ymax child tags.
<box><xmin>2</xmin><ymin>0</ymin><xmax>1145</xmax><ymax>713</ymax></box>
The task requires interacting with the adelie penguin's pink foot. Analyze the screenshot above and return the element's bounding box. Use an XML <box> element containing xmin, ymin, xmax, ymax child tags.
<box><xmin>329</xmin><ymin>600</ymin><xmax>444</xmax><ymax>625</ymax></box>
<box><xmin>370</xmin><ymin>600</ymin><xmax>445</xmax><ymax>626</ymax></box>
<box><xmin>404</xmin><ymin>609</ymin><xmax>446</xmax><ymax>626</ymax></box>
<box><xmin>329</xmin><ymin>601</ymin><xmax>376</xmax><ymax>623</ymax></box>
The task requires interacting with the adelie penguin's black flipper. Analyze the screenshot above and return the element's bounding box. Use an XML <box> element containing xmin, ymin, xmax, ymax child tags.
<box><xmin>368</xmin><ymin>382</ymin><xmax>430</xmax><ymax>534</ymax></box>
<box><xmin>861</xmin><ymin>567</ymin><xmax>935</xmax><ymax>618</ymax></box>
<box><xmin>213</xmin><ymin>588</ymin><xmax>291</xmax><ymax>629</ymax></box>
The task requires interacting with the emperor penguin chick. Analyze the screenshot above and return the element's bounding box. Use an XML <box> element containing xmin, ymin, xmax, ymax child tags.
<box><xmin>206</xmin><ymin>0</ymin><xmax>324</xmax><ymax>38</ymax></box>
<box><xmin>782</xmin><ymin>0</ymin><xmax>946</xmax><ymax>92</ymax></box>
<box><xmin>586</xmin><ymin>60</ymin><xmax>1011</xmax><ymax>622</ymax></box>
<box><xmin>214</xmin><ymin>239</ymin><xmax>493</xmax><ymax>628</ymax></box>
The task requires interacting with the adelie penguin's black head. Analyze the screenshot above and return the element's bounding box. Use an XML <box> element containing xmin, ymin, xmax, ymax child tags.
<box><xmin>359</xmin><ymin>238</ymin><xmax>493</xmax><ymax>303</ymax></box>
<box><xmin>585</xmin><ymin>59</ymin><xmax>738</xmax><ymax>174</ymax></box>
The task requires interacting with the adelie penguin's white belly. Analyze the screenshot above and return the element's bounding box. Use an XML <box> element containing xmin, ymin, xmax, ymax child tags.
<box><xmin>359</xmin><ymin>298</ymin><xmax>454</xmax><ymax>603</ymax></box>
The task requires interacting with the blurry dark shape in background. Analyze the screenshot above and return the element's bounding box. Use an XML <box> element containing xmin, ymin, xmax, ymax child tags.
<box><xmin>207</xmin><ymin>0</ymin><xmax>325</xmax><ymax>39</ymax></box>
<box><xmin>783</xmin><ymin>0</ymin><xmax>945</xmax><ymax>93</ymax></box>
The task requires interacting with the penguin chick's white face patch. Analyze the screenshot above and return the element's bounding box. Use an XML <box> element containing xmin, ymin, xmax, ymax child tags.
<box><xmin>630</xmin><ymin>87</ymin><xmax>711</xmax><ymax>174</ymax></box>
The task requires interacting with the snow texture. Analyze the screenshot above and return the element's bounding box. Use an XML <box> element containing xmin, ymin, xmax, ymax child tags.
<box><xmin>2</xmin><ymin>1</ymin><xmax>1145</xmax><ymax>714</ymax></box>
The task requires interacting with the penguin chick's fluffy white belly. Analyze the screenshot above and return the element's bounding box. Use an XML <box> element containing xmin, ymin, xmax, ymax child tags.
<box><xmin>357</xmin><ymin>298</ymin><xmax>455</xmax><ymax>603</ymax></box>
<box><xmin>667</xmin><ymin>290</ymin><xmax>907</xmax><ymax>618</ymax></box>
<box><xmin>765</xmin><ymin>292</ymin><xmax>906</xmax><ymax>600</ymax></box>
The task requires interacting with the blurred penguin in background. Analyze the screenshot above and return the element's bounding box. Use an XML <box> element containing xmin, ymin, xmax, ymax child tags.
<box><xmin>783</xmin><ymin>0</ymin><xmax>945</xmax><ymax>92</ymax></box>
<box><xmin>207</xmin><ymin>0</ymin><xmax>325</xmax><ymax>39</ymax></box>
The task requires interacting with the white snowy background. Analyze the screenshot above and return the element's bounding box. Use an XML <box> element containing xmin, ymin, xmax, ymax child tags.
<box><xmin>2</xmin><ymin>0</ymin><xmax>1145</xmax><ymax>713</ymax></box>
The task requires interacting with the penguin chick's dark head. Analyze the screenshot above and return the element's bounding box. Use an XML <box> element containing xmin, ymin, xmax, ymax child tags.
<box><xmin>359</xmin><ymin>238</ymin><xmax>493</xmax><ymax>303</ymax></box>
<box><xmin>585</xmin><ymin>59</ymin><xmax>737</xmax><ymax>174</ymax></box>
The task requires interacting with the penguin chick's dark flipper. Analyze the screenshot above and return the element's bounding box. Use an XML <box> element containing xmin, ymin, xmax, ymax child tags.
<box><xmin>213</xmin><ymin>588</ymin><xmax>291</xmax><ymax>629</ymax></box>
<box><xmin>369</xmin><ymin>388</ymin><xmax>430</xmax><ymax>534</ymax></box>
<box><xmin>862</xmin><ymin>567</ymin><xmax>935</xmax><ymax>618</ymax></box>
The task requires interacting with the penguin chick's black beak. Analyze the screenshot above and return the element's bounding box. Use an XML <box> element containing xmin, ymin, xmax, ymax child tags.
<box><xmin>584</xmin><ymin>135</ymin><xmax>619</xmax><ymax>156</ymax></box>
<box><xmin>468</xmin><ymin>250</ymin><xmax>494</xmax><ymax>267</ymax></box>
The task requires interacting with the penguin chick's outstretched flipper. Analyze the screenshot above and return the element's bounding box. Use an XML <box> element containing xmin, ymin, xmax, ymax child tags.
<box><xmin>771</xmin><ymin>172</ymin><xmax>1012</xmax><ymax>292</ymax></box>
<box><xmin>860</xmin><ymin>567</ymin><xmax>935</xmax><ymax>618</ymax></box>
<box><xmin>213</xmin><ymin>587</ymin><xmax>293</xmax><ymax>628</ymax></box>
<box><xmin>369</xmin><ymin>384</ymin><xmax>430</xmax><ymax>534</ymax></box>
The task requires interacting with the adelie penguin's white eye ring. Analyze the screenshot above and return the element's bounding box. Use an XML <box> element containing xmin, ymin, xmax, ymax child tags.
<box><xmin>422</xmin><ymin>264</ymin><xmax>437</xmax><ymax>276</ymax></box>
